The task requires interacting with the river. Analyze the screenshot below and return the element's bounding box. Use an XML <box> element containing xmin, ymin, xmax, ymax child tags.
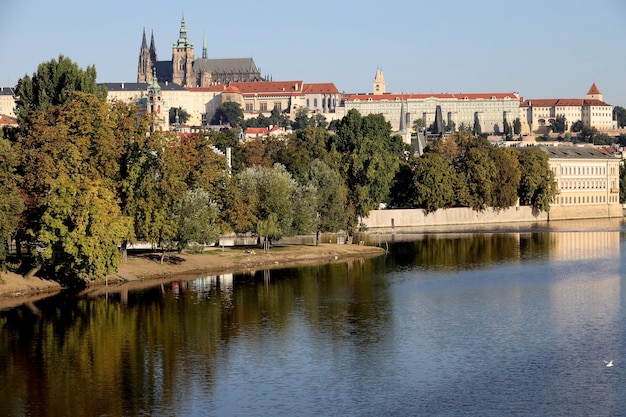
<box><xmin>1</xmin><ymin>219</ymin><xmax>625</xmax><ymax>416</ymax></box>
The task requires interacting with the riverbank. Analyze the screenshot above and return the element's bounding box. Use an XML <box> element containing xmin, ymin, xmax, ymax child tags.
<box><xmin>0</xmin><ymin>243</ymin><xmax>385</xmax><ymax>307</ymax></box>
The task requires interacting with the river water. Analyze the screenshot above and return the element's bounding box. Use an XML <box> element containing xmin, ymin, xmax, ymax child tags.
<box><xmin>1</xmin><ymin>219</ymin><xmax>626</xmax><ymax>416</ymax></box>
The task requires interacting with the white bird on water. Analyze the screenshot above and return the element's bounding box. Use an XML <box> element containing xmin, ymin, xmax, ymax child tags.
<box><xmin>604</xmin><ymin>360</ymin><xmax>615</xmax><ymax>367</ymax></box>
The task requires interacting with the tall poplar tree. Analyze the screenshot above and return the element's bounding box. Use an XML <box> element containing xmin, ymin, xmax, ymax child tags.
<box><xmin>14</xmin><ymin>55</ymin><xmax>107</xmax><ymax>126</ymax></box>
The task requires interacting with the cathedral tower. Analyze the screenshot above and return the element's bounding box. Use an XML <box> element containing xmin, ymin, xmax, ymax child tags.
<box><xmin>137</xmin><ymin>28</ymin><xmax>152</xmax><ymax>82</ymax></box>
<box><xmin>172</xmin><ymin>15</ymin><xmax>194</xmax><ymax>87</ymax></box>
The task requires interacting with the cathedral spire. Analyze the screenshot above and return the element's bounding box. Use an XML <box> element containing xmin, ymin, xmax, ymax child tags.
<box><xmin>174</xmin><ymin>13</ymin><xmax>193</xmax><ymax>48</ymax></box>
<box><xmin>137</xmin><ymin>27</ymin><xmax>152</xmax><ymax>83</ymax></box>
<box><xmin>202</xmin><ymin>30</ymin><xmax>207</xmax><ymax>59</ymax></box>
<box><xmin>149</xmin><ymin>29</ymin><xmax>158</xmax><ymax>62</ymax></box>
<box><xmin>141</xmin><ymin>27</ymin><xmax>148</xmax><ymax>49</ymax></box>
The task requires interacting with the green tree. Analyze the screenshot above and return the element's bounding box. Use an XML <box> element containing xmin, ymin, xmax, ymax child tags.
<box><xmin>37</xmin><ymin>176</ymin><xmax>130</xmax><ymax>284</ymax></box>
<box><xmin>329</xmin><ymin>110</ymin><xmax>401</xmax><ymax>231</ymax></box>
<box><xmin>517</xmin><ymin>147</ymin><xmax>557</xmax><ymax>212</ymax></box>
<box><xmin>502</xmin><ymin>119</ymin><xmax>511</xmax><ymax>139</ymax></box>
<box><xmin>613</xmin><ymin>106</ymin><xmax>626</xmax><ymax>128</ymax></box>
<box><xmin>293</xmin><ymin>106</ymin><xmax>311</xmax><ymax>130</ymax></box>
<box><xmin>311</xmin><ymin>113</ymin><xmax>328</xmax><ymax>129</ymax></box>
<box><xmin>210</xmin><ymin>102</ymin><xmax>243</xmax><ymax>127</ymax></box>
<box><xmin>489</xmin><ymin>147</ymin><xmax>521</xmax><ymax>209</ymax></box>
<box><xmin>456</xmin><ymin>147</ymin><xmax>496</xmax><ymax>210</ymax></box>
<box><xmin>14</xmin><ymin>55</ymin><xmax>107</xmax><ymax>126</ymax></box>
<box><xmin>570</xmin><ymin>120</ymin><xmax>584</xmax><ymax>132</ymax></box>
<box><xmin>168</xmin><ymin>107</ymin><xmax>190</xmax><ymax>124</ymax></box>
<box><xmin>411</xmin><ymin>153</ymin><xmax>456</xmax><ymax>213</ymax></box>
<box><xmin>0</xmin><ymin>133</ymin><xmax>24</xmax><ymax>265</ymax></box>
<box><xmin>578</xmin><ymin>125</ymin><xmax>598</xmax><ymax>143</ymax></box>
<box><xmin>308</xmin><ymin>159</ymin><xmax>348</xmax><ymax>232</ymax></box>
<box><xmin>513</xmin><ymin>117</ymin><xmax>522</xmax><ymax>135</ymax></box>
<box><xmin>472</xmin><ymin>113</ymin><xmax>482</xmax><ymax>136</ymax></box>
<box><xmin>169</xmin><ymin>188</ymin><xmax>221</xmax><ymax>252</ymax></box>
<box><xmin>236</xmin><ymin>164</ymin><xmax>297</xmax><ymax>241</ymax></box>
<box><xmin>550</xmin><ymin>115</ymin><xmax>567</xmax><ymax>133</ymax></box>
<box><xmin>412</xmin><ymin>118</ymin><xmax>426</xmax><ymax>132</ymax></box>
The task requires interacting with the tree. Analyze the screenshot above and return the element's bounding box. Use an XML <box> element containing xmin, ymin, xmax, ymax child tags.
<box><xmin>489</xmin><ymin>147</ymin><xmax>521</xmax><ymax>209</ymax></box>
<box><xmin>236</xmin><ymin>164</ymin><xmax>297</xmax><ymax>241</ymax></box>
<box><xmin>168</xmin><ymin>107</ymin><xmax>190</xmax><ymax>125</ymax></box>
<box><xmin>412</xmin><ymin>118</ymin><xmax>425</xmax><ymax>132</ymax></box>
<box><xmin>293</xmin><ymin>106</ymin><xmax>311</xmax><ymax>130</ymax></box>
<box><xmin>503</xmin><ymin>118</ymin><xmax>511</xmax><ymax>139</ymax></box>
<box><xmin>517</xmin><ymin>147</ymin><xmax>557</xmax><ymax>212</ymax></box>
<box><xmin>411</xmin><ymin>153</ymin><xmax>456</xmax><ymax>213</ymax></box>
<box><xmin>613</xmin><ymin>106</ymin><xmax>626</xmax><ymax>128</ymax></box>
<box><xmin>570</xmin><ymin>120</ymin><xmax>584</xmax><ymax>133</ymax></box>
<box><xmin>14</xmin><ymin>55</ymin><xmax>107</xmax><ymax>125</ymax></box>
<box><xmin>578</xmin><ymin>125</ymin><xmax>598</xmax><ymax>143</ymax></box>
<box><xmin>210</xmin><ymin>102</ymin><xmax>243</xmax><ymax>127</ymax></box>
<box><xmin>0</xmin><ymin>133</ymin><xmax>24</xmax><ymax>265</ymax></box>
<box><xmin>311</xmin><ymin>113</ymin><xmax>328</xmax><ymax>129</ymax></box>
<box><xmin>472</xmin><ymin>113</ymin><xmax>482</xmax><ymax>136</ymax></box>
<box><xmin>329</xmin><ymin>110</ymin><xmax>401</xmax><ymax>231</ymax></box>
<box><xmin>169</xmin><ymin>188</ymin><xmax>221</xmax><ymax>252</ymax></box>
<box><xmin>456</xmin><ymin>147</ymin><xmax>496</xmax><ymax>210</ymax></box>
<box><xmin>550</xmin><ymin>115</ymin><xmax>567</xmax><ymax>134</ymax></box>
<box><xmin>37</xmin><ymin>176</ymin><xmax>130</xmax><ymax>285</ymax></box>
<box><xmin>308</xmin><ymin>159</ymin><xmax>348</xmax><ymax>232</ymax></box>
<box><xmin>513</xmin><ymin>117</ymin><xmax>522</xmax><ymax>135</ymax></box>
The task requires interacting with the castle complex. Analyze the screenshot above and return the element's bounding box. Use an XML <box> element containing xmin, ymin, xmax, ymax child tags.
<box><xmin>0</xmin><ymin>18</ymin><xmax>617</xmax><ymax>138</ymax></box>
<box><xmin>137</xmin><ymin>16</ymin><xmax>264</xmax><ymax>87</ymax></box>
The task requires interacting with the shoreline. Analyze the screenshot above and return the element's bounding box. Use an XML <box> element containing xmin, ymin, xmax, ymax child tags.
<box><xmin>0</xmin><ymin>243</ymin><xmax>386</xmax><ymax>309</ymax></box>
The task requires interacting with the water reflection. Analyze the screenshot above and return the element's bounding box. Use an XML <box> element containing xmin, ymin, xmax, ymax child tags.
<box><xmin>1</xmin><ymin>223</ymin><xmax>625</xmax><ymax>416</ymax></box>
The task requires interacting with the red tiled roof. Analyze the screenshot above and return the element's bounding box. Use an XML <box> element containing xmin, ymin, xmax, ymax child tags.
<box><xmin>245</xmin><ymin>127</ymin><xmax>269</xmax><ymax>135</ymax></box>
<box><xmin>231</xmin><ymin>81</ymin><xmax>304</xmax><ymax>95</ymax></box>
<box><xmin>0</xmin><ymin>114</ymin><xmax>17</xmax><ymax>125</ymax></box>
<box><xmin>302</xmin><ymin>83</ymin><xmax>340</xmax><ymax>94</ymax></box>
<box><xmin>346</xmin><ymin>92</ymin><xmax>520</xmax><ymax>102</ymax></box>
<box><xmin>521</xmin><ymin>98</ymin><xmax>611</xmax><ymax>107</ymax></box>
<box><xmin>223</xmin><ymin>85</ymin><xmax>241</xmax><ymax>94</ymax></box>
<box><xmin>587</xmin><ymin>82</ymin><xmax>601</xmax><ymax>95</ymax></box>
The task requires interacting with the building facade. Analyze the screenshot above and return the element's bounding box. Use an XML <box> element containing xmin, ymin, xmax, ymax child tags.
<box><xmin>0</xmin><ymin>87</ymin><xmax>15</xmax><ymax>117</ymax></box>
<box><xmin>344</xmin><ymin>91</ymin><xmax>522</xmax><ymax>133</ymax></box>
<box><xmin>520</xmin><ymin>83</ymin><xmax>613</xmax><ymax>134</ymax></box>
<box><xmin>543</xmin><ymin>145</ymin><xmax>621</xmax><ymax>207</ymax></box>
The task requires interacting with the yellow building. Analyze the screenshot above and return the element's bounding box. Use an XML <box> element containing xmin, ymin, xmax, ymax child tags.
<box><xmin>0</xmin><ymin>87</ymin><xmax>15</xmax><ymax>118</ymax></box>
<box><xmin>543</xmin><ymin>145</ymin><xmax>621</xmax><ymax>207</ymax></box>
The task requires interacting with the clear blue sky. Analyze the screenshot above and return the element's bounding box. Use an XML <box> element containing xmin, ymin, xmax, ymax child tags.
<box><xmin>3</xmin><ymin>0</ymin><xmax>626</xmax><ymax>106</ymax></box>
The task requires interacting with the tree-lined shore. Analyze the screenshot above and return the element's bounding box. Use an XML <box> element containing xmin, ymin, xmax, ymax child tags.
<box><xmin>1</xmin><ymin>56</ymin><xmax>558</xmax><ymax>288</ymax></box>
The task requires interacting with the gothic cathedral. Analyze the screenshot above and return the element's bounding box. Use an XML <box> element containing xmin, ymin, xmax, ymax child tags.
<box><xmin>137</xmin><ymin>16</ymin><xmax>265</xmax><ymax>87</ymax></box>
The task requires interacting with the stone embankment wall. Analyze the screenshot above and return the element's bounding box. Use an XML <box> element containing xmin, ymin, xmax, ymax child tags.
<box><xmin>360</xmin><ymin>205</ymin><xmax>622</xmax><ymax>230</ymax></box>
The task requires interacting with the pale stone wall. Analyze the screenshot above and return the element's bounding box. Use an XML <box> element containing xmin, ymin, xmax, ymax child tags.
<box><xmin>360</xmin><ymin>205</ymin><xmax>622</xmax><ymax>230</ymax></box>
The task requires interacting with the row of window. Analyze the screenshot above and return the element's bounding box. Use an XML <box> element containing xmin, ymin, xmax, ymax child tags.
<box><xmin>557</xmin><ymin>195</ymin><xmax>618</xmax><ymax>204</ymax></box>
<box><xmin>559</xmin><ymin>180</ymin><xmax>607</xmax><ymax>190</ymax></box>
<box><xmin>244</xmin><ymin>102</ymin><xmax>282</xmax><ymax>112</ymax></box>
<box><xmin>559</xmin><ymin>166</ymin><xmax>609</xmax><ymax>175</ymax></box>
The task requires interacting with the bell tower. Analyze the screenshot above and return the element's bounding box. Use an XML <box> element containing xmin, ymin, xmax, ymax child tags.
<box><xmin>172</xmin><ymin>14</ymin><xmax>194</xmax><ymax>87</ymax></box>
<box><xmin>373</xmin><ymin>68</ymin><xmax>386</xmax><ymax>95</ymax></box>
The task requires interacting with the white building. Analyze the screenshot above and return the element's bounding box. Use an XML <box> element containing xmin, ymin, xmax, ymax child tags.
<box><xmin>520</xmin><ymin>83</ymin><xmax>613</xmax><ymax>134</ymax></box>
